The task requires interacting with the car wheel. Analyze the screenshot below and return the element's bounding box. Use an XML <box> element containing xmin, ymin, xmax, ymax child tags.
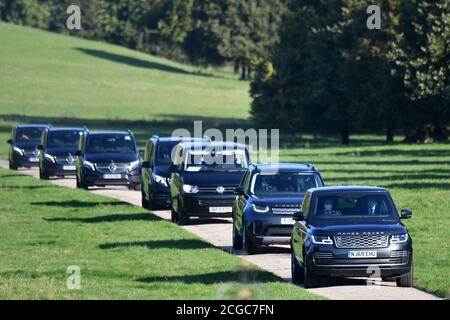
<box><xmin>396</xmin><ymin>257</ymin><xmax>414</xmax><ymax>287</ymax></box>
<box><xmin>9</xmin><ymin>161</ymin><xmax>17</xmax><ymax>170</ymax></box>
<box><xmin>303</xmin><ymin>254</ymin><xmax>319</xmax><ymax>288</ymax></box>
<box><xmin>291</xmin><ymin>248</ymin><xmax>304</xmax><ymax>284</ymax></box>
<box><xmin>243</xmin><ymin>221</ymin><xmax>257</xmax><ymax>255</ymax></box>
<box><xmin>232</xmin><ymin>221</ymin><xmax>243</xmax><ymax>250</ymax></box>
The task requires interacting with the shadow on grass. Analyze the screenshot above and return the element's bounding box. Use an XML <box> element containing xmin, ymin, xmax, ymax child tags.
<box><xmin>136</xmin><ymin>270</ymin><xmax>280</xmax><ymax>285</ymax></box>
<box><xmin>44</xmin><ymin>213</ymin><xmax>160</xmax><ymax>223</ymax></box>
<box><xmin>99</xmin><ymin>239</ymin><xmax>213</xmax><ymax>250</ymax></box>
<box><xmin>32</xmin><ymin>200</ymin><xmax>130</xmax><ymax>208</ymax></box>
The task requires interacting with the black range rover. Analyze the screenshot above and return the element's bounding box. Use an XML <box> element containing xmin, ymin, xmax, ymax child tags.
<box><xmin>141</xmin><ymin>135</ymin><xmax>209</xmax><ymax>210</ymax></box>
<box><xmin>38</xmin><ymin>127</ymin><xmax>86</xmax><ymax>179</ymax></box>
<box><xmin>75</xmin><ymin>130</ymin><xmax>141</xmax><ymax>190</ymax></box>
<box><xmin>169</xmin><ymin>141</ymin><xmax>250</xmax><ymax>225</ymax></box>
<box><xmin>291</xmin><ymin>186</ymin><xmax>413</xmax><ymax>288</ymax></box>
<box><xmin>233</xmin><ymin>163</ymin><xmax>324</xmax><ymax>254</ymax></box>
<box><xmin>7</xmin><ymin>124</ymin><xmax>51</xmax><ymax>170</ymax></box>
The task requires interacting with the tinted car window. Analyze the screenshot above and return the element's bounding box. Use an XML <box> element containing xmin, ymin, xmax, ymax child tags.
<box><xmin>185</xmin><ymin>148</ymin><xmax>248</xmax><ymax>171</ymax></box>
<box><xmin>310</xmin><ymin>192</ymin><xmax>399</xmax><ymax>222</ymax></box>
<box><xmin>156</xmin><ymin>141</ymin><xmax>179</xmax><ymax>165</ymax></box>
<box><xmin>47</xmin><ymin>130</ymin><xmax>82</xmax><ymax>148</ymax></box>
<box><xmin>15</xmin><ymin>127</ymin><xmax>45</xmax><ymax>143</ymax></box>
<box><xmin>86</xmin><ymin>134</ymin><xmax>136</xmax><ymax>154</ymax></box>
<box><xmin>251</xmin><ymin>173</ymin><xmax>321</xmax><ymax>196</ymax></box>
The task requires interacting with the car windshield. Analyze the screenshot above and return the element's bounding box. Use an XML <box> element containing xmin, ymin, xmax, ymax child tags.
<box><xmin>86</xmin><ymin>134</ymin><xmax>136</xmax><ymax>154</ymax></box>
<box><xmin>47</xmin><ymin>130</ymin><xmax>82</xmax><ymax>148</ymax></box>
<box><xmin>15</xmin><ymin>127</ymin><xmax>45</xmax><ymax>143</ymax></box>
<box><xmin>185</xmin><ymin>148</ymin><xmax>248</xmax><ymax>171</ymax></box>
<box><xmin>251</xmin><ymin>172</ymin><xmax>322</xmax><ymax>196</ymax></box>
<box><xmin>156</xmin><ymin>141</ymin><xmax>180</xmax><ymax>165</ymax></box>
<box><xmin>310</xmin><ymin>192</ymin><xmax>399</xmax><ymax>223</ymax></box>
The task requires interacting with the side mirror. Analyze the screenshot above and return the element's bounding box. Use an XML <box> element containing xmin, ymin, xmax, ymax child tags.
<box><xmin>234</xmin><ymin>186</ymin><xmax>245</xmax><ymax>195</ymax></box>
<box><xmin>400</xmin><ymin>208</ymin><xmax>412</xmax><ymax>219</ymax></box>
<box><xmin>139</xmin><ymin>149</ymin><xmax>145</xmax><ymax>157</ymax></box>
<box><xmin>6</xmin><ymin>139</ymin><xmax>13</xmax><ymax>144</ymax></box>
<box><xmin>293</xmin><ymin>211</ymin><xmax>305</xmax><ymax>221</ymax></box>
<box><xmin>141</xmin><ymin>161</ymin><xmax>151</xmax><ymax>169</ymax></box>
<box><xmin>37</xmin><ymin>145</ymin><xmax>44</xmax><ymax>150</ymax></box>
<box><xmin>169</xmin><ymin>164</ymin><xmax>179</xmax><ymax>173</ymax></box>
<box><xmin>74</xmin><ymin>150</ymin><xmax>82</xmax><ymax>156</ymax></box>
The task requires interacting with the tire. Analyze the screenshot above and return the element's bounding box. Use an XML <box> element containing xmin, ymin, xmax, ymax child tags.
<box><xmin>232</xmin><ymin>221</ymin><xmax>243</xmax><ymax>250</ymax></box>
<box><xmin>291</xmin><ymin>248</ymin><xmax>304</xmax><ymax>284</ymax></box>
<box><xmin>9</xmin><ymin>161</ymin><xmax>17</xmax><ymax>170</ymax></box>
<box><xmin>243</xmin><ymin>221</ymin><xmax>257</xmax><ymax>255</ymax></box>
<box><xmin>303</xmin><ymin>255</ymin><xmax>319</xmax><ymax>288</ymax></box>
<box><xmin>396</xmin><ymin>257</ymin><xmax>414</xmax><ymax>287</ymax></box>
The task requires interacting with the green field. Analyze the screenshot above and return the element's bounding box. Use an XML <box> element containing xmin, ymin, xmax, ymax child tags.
<box><xmin>0</xmin><ymin>169</ymin><xmax>321</xmax><ymax>299</ymax></box>
<box><xmin>0</xmin><ymin>22</ymin><xmax>449</xmax><ymax>299</ymax></box>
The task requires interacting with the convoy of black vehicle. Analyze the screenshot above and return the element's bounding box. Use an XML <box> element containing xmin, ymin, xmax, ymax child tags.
<box><xmin>6</xmin><ymin>123</ymin><xmax>415</xmax><ymax>289</ymax></box>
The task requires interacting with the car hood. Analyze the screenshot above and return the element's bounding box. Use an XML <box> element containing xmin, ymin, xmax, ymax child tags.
<box><xmin>182</xmin><ymin>171</ymin><xmax>245</xmax><ymax>186</ymax></box>
<box><xmin>153</xmin><ymin>165</ymin><xmax>170</xmax><ymax>178</ymax></box>
<box><xmin>311</xmin><ymin>222</ymin><xmax>407</xmax><ymax>236</ymax></box>
<box><xmin>252</xmin><ymin>194</ymin><xmax>304</xmax><ymax>207</ymax></box>
<box><xmin>85</xmin><ymin>153</ymin><xmax>138</xmax><ymax>163</ymax></box>
<box><xmin>45</xmin><ymin>147</ymin><xmax>78</xmax><ymax>156</ymax></box>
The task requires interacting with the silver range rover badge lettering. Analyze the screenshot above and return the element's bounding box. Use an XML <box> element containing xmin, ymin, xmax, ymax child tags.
<box><xmin>337</xmin><ymin>231</ymin><xmax>385</xmax><ymax>236</ymax></box>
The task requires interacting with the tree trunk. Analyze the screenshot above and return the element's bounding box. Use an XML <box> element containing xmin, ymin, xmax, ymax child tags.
<box><xmin>234</xmin><ymin>61</ymin><xmax>240</xmax><ymax>74</ymax></box>
<box><xmin>240</xmin><ymin>62</ymin><xmax>247</xmax><ymax>80</ymax></box>
<box><xmin>341</xmin><ymin>127</ymin><xmax>350</xmax><ymax>145</ymax></box>
<box><xmin>247</xmin><ymin>64</ymin><xmax>252</xmax><ymax>80</ymax></box>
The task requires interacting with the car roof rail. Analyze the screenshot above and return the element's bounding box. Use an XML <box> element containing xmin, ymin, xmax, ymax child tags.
<box><xmin>126</xmin><ymin>129</ymin><xmax>134</xmax><ymax>136</ymax></box>
<box><xmin>305</xmin><ymin>163</ymin><xmax>316</xmax><ymax>170</ymax></box>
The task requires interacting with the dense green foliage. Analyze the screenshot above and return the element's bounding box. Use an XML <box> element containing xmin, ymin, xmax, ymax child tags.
<box><xmin>250</xmin><ymin>0</ymin><xmax>449</xmax><ymax>144</ymax></box>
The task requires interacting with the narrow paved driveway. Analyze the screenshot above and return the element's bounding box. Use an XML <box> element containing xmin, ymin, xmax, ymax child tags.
<box><xmin>0</xmin><ymin>161</ymin><xmax>440</xmax><ymax>300</ymax></box>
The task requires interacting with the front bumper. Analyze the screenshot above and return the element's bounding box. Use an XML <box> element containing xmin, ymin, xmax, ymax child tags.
<box><xmin>12</xmin><ymin>153</ymin><xmax>40</xmax><ymax>167</ymax></box>
<box><xmin>182</xmin><ymin>193</ymin><xmax>235</xmax><ymax>217</ymax></box>
<box><xmin>247</xmin><ymin>215</ymin><xmax>294</xmax><ymax>245</ymax></box>
<box><xmin>82</xmin><ymin>169</ymin><xmax>141</xmax><ymax>187</ymax></box>
<box><xmin>307</xmin><ymin>243</ymin><xmax>412</xmax><ymax>277</ymax></box>
<box><xmin>43</xmin><ymin>161</ymin><xmax>77</xmax><ymax>176</ymax></box>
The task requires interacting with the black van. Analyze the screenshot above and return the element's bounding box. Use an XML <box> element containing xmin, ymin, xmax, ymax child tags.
<box><xmin>169</xmin><ymin>141</ymin><xmax>250</xmax><ymax>225</ymax></box>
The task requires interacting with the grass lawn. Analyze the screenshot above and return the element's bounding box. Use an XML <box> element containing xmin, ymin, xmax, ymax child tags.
<box><xmin>0</xmin><ymin>169</ymin><xmax>321</xmax><ymax>299</ymax></box>
<box><xmin>280</xmin><ymin>143</ymin><xmax>450</xmax><ymax>298</ymax></box>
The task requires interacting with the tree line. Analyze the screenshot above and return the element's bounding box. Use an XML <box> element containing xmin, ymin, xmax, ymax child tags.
<box><xmin>251</xmin><ymin>0</ymin><xmax>449</xmax><ymax>144</ymax></box>
<box><xmin>0</xmin><ymin>0</ymin><xmax>448</xmax><ymax>144</ymax></box>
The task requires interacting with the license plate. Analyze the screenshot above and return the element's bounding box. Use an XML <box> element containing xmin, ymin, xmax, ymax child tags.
<box><xmin>348</xmin><ymin>251</ymin><xmax>377</xmax><ymax>258</ymax></box>
<box><xmin>29</xmin><ymin>157</ymin><xmax>39</xmax><ymax>162</ymax></box>
<box><xmin>63</xmin><ymin>165</ymin><xmax>76</xmax><ymax>171</ymax></box>
<box><xmin>209</xmin><ymin>207</ymin><xmax>232</xmax><ymax>213</ymax></box>
<box><xmin>281</xmin><ymin>218</ymin><xmax>294</xmax><ymax>225</ymax></box>
<box><xmin>103</xmin><ymin>174</ymin><xmax>122</xmax><ymax>179</ymax></box>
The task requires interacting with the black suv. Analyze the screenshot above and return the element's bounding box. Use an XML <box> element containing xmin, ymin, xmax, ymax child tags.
<box><xmin>233</xmin><ymin>163</ymin><xmax>324</xmax><ymax>254</ymax></box>
<box><xmin>169</xmin><ymin>141</ymin><xmax>250</xmax><ymax>225</ymax></box>
<box><xmin>7</xmin><ymin>124</ymin><xmax>51</xmax><ymax>170</ymax></box>
<box><xmin>290</xmin><ymin>186</ymin><xmax>413</xmax><ymax>288</ymax></box>
<box><xmin>140</xmin><ymin>135</ymin><xmax>209</xmax><ymax>210</ymax></box>
<box><xmin>38</xmin><ymin>127</ymin><xmax>86</xmax><ymax>179</ymax></box>
<box><xmin>75</xmin><ymin>130</ymin><xmax>141</xmax><ymax>190</ymax></box>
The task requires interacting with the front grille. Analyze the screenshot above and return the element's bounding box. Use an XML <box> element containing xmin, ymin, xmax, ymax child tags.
<box><xmin>95</xmin><ymin>162</ymin><xmax>129</xmax><ymax>174</ymax></box>
<box><xmin>198</xmin><ymin>199</ymin><xmax>234</xmax><ymax>206</ymax></box>
<box><xmin>263</xmin><ymin>226</ymin><xmax>293</xmax><ymax>237</ymax></box>
<box><xmin>197</xmin><ymin>186</ymin><xmax>235</xmax><ymax>194</ymax></box>
<box><xmin>334</xmin><ymin>235</ymin><xmax>389</xmax><ymax>248</ymax></box>
<box><xmin>23</xmin><ymin>149</ymin><xmax>39</xmax><ymax>156</ymax></box>
<box><xmin>55</xmin><ymin>155</ymin><xmax>76</xmax><ymax>165</ymax></box>
<box><xmin>315</xmin><ymin>252</ymin><xmax>334</xmax><ymax>259</ymax></box>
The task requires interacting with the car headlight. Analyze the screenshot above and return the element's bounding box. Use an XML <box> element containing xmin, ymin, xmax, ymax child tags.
<box><xmin>13</xmin><ymin>147</ymin><xmax>24</xmax><ymax>155</ymax></box>
<box><xmin>390</xmin><ymin>234</ymin><xmax>408</xmax><ymax>244</ymax></box>
<box><xmin>153</xmin><ymin>174</ymin><xmax>168</xmax><ymax>187</ymax></box>
<box><xmin>45</xmin><ymin>154</ymin><xmax>56</xmax><ymax>163</ymax></box>
<box><xmin>128</xmin><ymin>160</ymin><xmax>140</xmax><ymax>171</ymax></box>
<box><xmin>182</xmin><ymin>184</ymin><xmax>199</xmax><ymax>194</ymax></box>
<box><xmin>83</xmin><ymin>160</ymin><xmax>95</xmax><ymax>171</ymax></box>
<box><xmin>311</xmin><ymin>235</ymin><xmax>333</xmax><ymax>245</ymax></box>
<box><xmin>252</xmin><ymin>204</ymin><xmax>270</xmax><ymax>213</ymax></box>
